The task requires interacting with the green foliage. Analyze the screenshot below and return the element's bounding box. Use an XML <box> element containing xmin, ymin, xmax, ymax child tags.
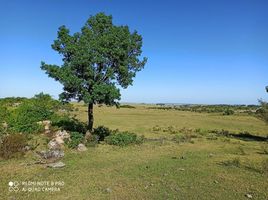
<box><xmin>7</xmin><ymin>102</ymin><xmax>50</xmax><ymax>134</ymax></box>
<box><xmin>0</xmin><ymin>134</ymin><xmax>28</xmax><ymax>159</ymax></box>
<box><xmin>105</xmin><ymin>131</ymin><xmax>144</xmax><ymax>146</ymax></box>
<box><xmin>223</xmin><ymin>108</ymin><xmax>234</xmax><ymax>115</ymax></box>
<box><xmin>52</xmin><ymin>116</ymin><xmax>87</xmax><ymax>134</ymax></box>
<box><xmin>4</xmin><ymin>93</ymin><xmax>70</xmax><ymax>134</ymax></box>
<box><xmin>0</xmin><ymin>97</ymin><xmax>27</xmax><ymax>107</ymax></box>
<box><xmin>41</xmin><ymin>13</ymin><xmax>147</xmax><ymax>130</ymax></box>
<box><xmin>41</xmin><ymin>13</ymin><xmax>146</xmax><ymax>105</ymax></box>
<box><xmin>65</xmin><ymin>131</ymin><xmax>84</xmax><ymax>149</ymax></box>
<box><xmin>93</xmin><ymin>126</ymin><xmax>111</xmax><ymax>141</ymax></box>
<box><xmin>257</xmin><ymin>100</ymin><xmax>268</xmax><ymax>124</ymax></box>
<box><xmin>0</xmin><ymin>105</ymin><xmax>9</xmax><ymax>123</ymax></box>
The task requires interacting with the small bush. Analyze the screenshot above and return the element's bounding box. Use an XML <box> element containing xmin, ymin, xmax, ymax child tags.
<box><xmin>93</xmin><ymin>126</ymin><xmax>111</xmax><ymax>141</ymax></box>
<box><xmin>65</xmin><ymin>132</ymin><xmax>84</xmax><ymax>149</ymax></box>
<box><xmin>105</xmin><ymin>131</ymin><xmax>144</xmax><ymax>146</ymax></box>
<box><xmin>0</xmin><ymin>134</ymin><xmax>28</xmax><ymax>159</ymax></box>
<box><xmin>223</xmin><ymin>109</ymin><xmax>235</xmax><ymax>115</ymax></box>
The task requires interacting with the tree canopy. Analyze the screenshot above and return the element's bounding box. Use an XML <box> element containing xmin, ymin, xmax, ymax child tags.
<box><xmin>41</xmin><ymin>13</ymin><xmax>147</xmax><ymax>130</ymax></box>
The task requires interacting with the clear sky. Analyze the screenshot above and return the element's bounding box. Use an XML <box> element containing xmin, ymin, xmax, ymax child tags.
<box><xmin>0</xmin><ymin>0</ymin><xmax>267</xmax><ymax>104</ymax></box>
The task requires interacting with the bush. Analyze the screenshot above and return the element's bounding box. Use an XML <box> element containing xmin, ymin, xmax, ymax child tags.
<box><xmin>223</xmin><ymin>109</ymin><xmax>234</xmax><ymax>115</ymax></box>
<box><xmin>65</xmin><ymin>131</ymin><xmax>84</xmax><ymax>149</ymax></box>
<box><xmin>93</xmin><ymin>126</ymin><xmax>111</xmax><ymax>141</ymax></box>
<box><xmin>0</xmin><ymin>134</ymin><xmax>28</xmax><ymax>159</ymax></box>
<box><xmin>52</xmin><ymin>116</ymin><xmax>87</xmax><ymax>134</ymax></box>
<box><xmin>257</xmin><ymin>100</ymin><xmax>268</xmax><ymax>124</ymax></box>
<box><xmin>0</xmin><ymin>105</ymin><xmax>9</xmax><ymax>123</ymax></box>
<box><xmin>7</xmin><ymin>101</ymin><xmax>52</xmax><ymax>134</ymax></box>
<box><xmin>105</xmin><ymin>131</ymin><xmax>144</xmax><ymax>146</ymax></box>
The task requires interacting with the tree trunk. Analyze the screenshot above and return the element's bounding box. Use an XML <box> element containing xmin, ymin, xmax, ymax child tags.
<box><xmin>88</xmin><ymin>103</ymin><xmax>94</xmax><ymax>132</ymax></box>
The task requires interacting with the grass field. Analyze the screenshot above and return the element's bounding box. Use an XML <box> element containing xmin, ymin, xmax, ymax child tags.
<box><xmin>0</xmin><ymin>104</ymin><xmax>268</xmax><ymax>200</ymax></box>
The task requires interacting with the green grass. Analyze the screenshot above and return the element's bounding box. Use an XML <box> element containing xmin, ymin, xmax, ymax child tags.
<box><xmin>0</xmin><ymin>104</ymin><xmax>267</xmax><ymax>200</ymax></box>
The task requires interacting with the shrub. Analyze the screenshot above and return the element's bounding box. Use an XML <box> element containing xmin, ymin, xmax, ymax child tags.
<box><xmin>0</xmin><ymin>134</ymin><xmax>28</xmax><ymax>159</ymax></box>
<box><xmin>257</xmin><ymin>100</ymin><xmax>268</xmax><ymax>124</ymax></box>
<box><xmin>0</xmin><ymin>105</ymin><xmax>9</xmax><ymax>123</ymax></box>
<box><xmin>7</xmin><ymin>101</ymin><xmax>52</xmax><ymax>134</ymax></box>
<box><xmin>105</xmin><ymin>131</ymin><xmax>144</xmax><ymax>146</ymax></box>
<box><xmin>93</xmin><ymin>126</ymin><xmax>112</xmax><ymax>141</ymax></box>
<box><xmin>223</xmin><ymin>109</ymin><xmax>235</xmax><ymax>115</ymax></box>
<box><xmin>52</xmin><ymin>116</ymin><xmax>87</xmax><ymax>134</ymax></box>
<box><xmin>65</xmin><ymin>131</ymin><xmax>84</xmax><ymax>149</ymax></box>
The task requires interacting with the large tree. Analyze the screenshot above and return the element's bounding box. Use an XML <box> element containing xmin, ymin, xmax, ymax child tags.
<box><xmin>41</xmin><ymin>13</ymin><xmax>147</xmax><ymax>131</ymax></box>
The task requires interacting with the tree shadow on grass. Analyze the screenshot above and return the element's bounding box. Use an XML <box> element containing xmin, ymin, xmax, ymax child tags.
<box><xmin>229</xmin><ymin>132</ymin><xmax>268</xmax><ymax>142</ymax></box>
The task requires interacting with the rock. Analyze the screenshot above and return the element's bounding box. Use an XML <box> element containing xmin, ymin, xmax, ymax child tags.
<box><xmin>77</xmin><ymin>144</ymin><xmax>87</xmax><ymax>152</ymax></box>
<box><xmin>105</xmin><ymin>188</ymin><xmax>112</xmax><ymax>193</ymax></box>
<box><xmin>178</xmin><ymin>168</ymin><xmax>185</xmax><ymax>171</ymax></box>
<box><xmin>85</xmin><ymin>131</ymin><xmax>92</xmax><ymax>140</ymax></box>
<box><xmin>48</xmin><ymin>139</ymin><xmax>61</xmax><ymax>150</ymax></box>
<box><xmin>55</xmin><ymin>137</ymin><xmax>65</xmax><ymax>145</ymax></box>
<box><xmin>55</xmin><ymin>130</ymin><xmax>70</xmax><ymax>139</ymax></box>
<box><xmin>46</xmin><ymin>161</ymin><xmax>65</xmax><ymax>168</ymax></box>
<box><xmin>37</xmin><ymin>150</ymin><xmax>64</xmax><ymax>159</ymax></box>
<box><xmin>23</xmin><ymin>146</ymin><xmax>31</xmax><ymax>151</ymax></box>
<box><xmin>37</xmin><ymin>120</ymin><xmax>51</xmax><ymax>134</ymax></box>
<box><xmin>209</xmin><ymin>153</ymin><xmax>214</xmax><ymax>157</ymax></box>
<box><xmin>245</xmin><ymin>194</ymin><xmax>253</xmax><ymax>199</ymax></box>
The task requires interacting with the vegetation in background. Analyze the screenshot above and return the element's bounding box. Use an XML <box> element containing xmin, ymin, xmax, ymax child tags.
<box><xmin>119</xmin><ymin>105</ymin><xmax>136</xmax><ymax>109</ymax></box>
<box><xmin>148</xmin><ymin>104</ymin><xmax>258</xmax><ymax>115</ymax></box>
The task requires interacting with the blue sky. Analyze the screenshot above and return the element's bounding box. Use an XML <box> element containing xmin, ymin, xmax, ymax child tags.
<box><xmin>0</xmin><ymin>0</ymin><xmax>267</xmax><ymax>104</ymax></box>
